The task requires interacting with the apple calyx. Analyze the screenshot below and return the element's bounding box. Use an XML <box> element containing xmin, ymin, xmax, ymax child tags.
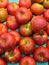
<box><xmin>24</xmin><ymin>62</ymin><xmax>28</xmax><ymax>65</ymax></box>
<box><xmin>39</xmin><ymin>54</ymin><xmax>44</xmax><ymax>61</ymax></box>
<box><xmin>0</xmin><ymin>0</ymin><xmax>3</xmax><ymax>2</ymax></box>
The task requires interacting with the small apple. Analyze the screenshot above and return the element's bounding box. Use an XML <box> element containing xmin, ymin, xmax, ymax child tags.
<box><xmin>31</xmin><ymin>16</ymin><xmax>47</xmax><ymax>33</ymax></box>
<box><xmin>30</xmin><ymin>3</ymin><xmax>44</xmax><ymax>15</ymax></box>
<box><xmin>33</xmin><ymin>32</ymin><xmax>48</xmax><ymax>45</ymax></box>
<box><xmin>7</xmin><ymin>2</ymin><xmax>19</xmax><ymax>15</ymax></box>
<box><xmin>0</xmin><ymin>58</ymin><xmax>7</xmax><ymax>65</ymax></box>
<box><xmin>19</xmin><ymin>0</ymin><xmax>31</xmax><ymax>8</ymax></box>
<box><xmin>20</xmin><ymin>56</ymin><xmax>36</xmax><ymax>65</ymax></box>
<box><xmin>34</xmin><ymin>0</ymin><xmax>43</xmax><ymax>3</ymax></box>
<box><xmin>34</xmin><ymin>46</ymin><xmax>49</xmax><ymax>62</ymax></box>
<box><xmin>5</xmin><ymin>48</ymin><xmax>21</xmax><ymax>63</ymax></box>
<box><xmin>19</xmin><ymin>37</ymin><xmax>35</xmax><ymax>54</ymax></box>
<box><xmin>43</xmin><ymin>0</ymin><xmax>49</xmax><ymax>9</ymax></box>
<box><xmin>6</xmin><ymin>16</ymin><xmax>19</xmax><ymax>30</ymax></box>
<box><xmin>20</xmin><ymin>22</ymin><xmax>32</xmax><ymax>37</ymax></box>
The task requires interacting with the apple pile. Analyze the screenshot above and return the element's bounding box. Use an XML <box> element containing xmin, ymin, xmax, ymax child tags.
<box><xmin>0</xmin><ymin>0</ymin><xmax>49</xmax><ymax>65</ymax></box>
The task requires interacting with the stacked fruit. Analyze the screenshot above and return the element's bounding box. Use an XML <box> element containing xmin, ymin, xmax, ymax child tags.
<box><xmin>0</xmin><ymin>0</ymin><xmax>49</xmax><ymax>65</ymax></box>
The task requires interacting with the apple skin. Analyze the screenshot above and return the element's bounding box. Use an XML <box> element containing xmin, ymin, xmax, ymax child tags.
<box><xmin>33</xmin><ymin>32</ymin><xmax>48</xmax><ymax>45</ymax></box>
<box><xmin>46</xmin><ymin>40</ymin><xmax>49</xmax><ymax>49</ymax></box>
<box><xmin>20</xmin><ymin>22</ymin><xmax>32</xmax><ymax>37</ymax></box>
<box><xmin>0</xmin><ymin>33</ymin><xmax>16</xmax><ymax>51</ymax></box>
<box><xmin>9</xmin><ymin>30</ymin><xmax>21</xmax><ymax>45</ymax></box>
<box><xmin>34</xmin><ymin>46</ymin><xmax>49</xmax><ymax>62</ymax></box>
<box><xmin>6</xmin><ymin>16</ymin><xmax>19</xmax><ymax>30</ymax></box>
<box><xmin>0</xmin><ymin>23</ymin><xmax>8</xmax><ymax>35</ymax></box>
<box><xmin>46</xmin><ymin>24</ymin><xmax>49</xmax><ymax>36</ymax></box>
<box><xmin>34</xmin><ymin>0</ymin><xmax>43</xmax><ymax>3</ymax></box>
<box><xmin>5</xmin><ymin>48</ymin><xmax>21</xmax><ymax>63</ymax></box>
<box><xmin>0</xmin><ymin>8</ymin><xmax>8</xmax><ymax>22</ymax></box>
<box><xmin>7</xmin><ymin>2</ymin><xmax>19</xmax><ymax>15</ymax></box>
<box><xmin>0</xmin><ymin>58</ymin><xmax>7</xmax><ymax>65</ymax></box>
<box><xmin>30</xmin><ymin>3</ymin><xmax>44</xmax><ymax>15</ymax></box>
<box><xmin>15</xmin><ymin>7</ymin><xmax>31</xmax><ymax>24</ymax></box>
<box><xmin>0</xmin><ymin>48</ymin><xmax>4</xmax><ymax>55</ymax></box>
<box><xmin>0</xmin><ymin>0</ymin><xmax>8</xmax><ymax>8</ymax></box>
<box><xmin>31</xmin><ymin>16</ymin><xmax>47</xmax><ymax>33</ymax></box>
<box><xmin>19</xmin><ymin>0</ymin><xmax>31</xmax><ymax>8</ymax></box>
<box><xmin>43</xmin><ymin>0</ymin><xmax>49</xmax><ymax>9</ymax></box>
<box><xmin>19</xmin><ymin>37</ymin><xmax>35</xmax><ymax>54</ymax></box>
<box><xmin>43</xmin><ymin>9</ymin><xmax>49</xmax><ymax>22</ymax></box>
<box><xmin>20</xmin><ymin>56</ymin><xmax>36</xmax><ymax>65</ymax></box>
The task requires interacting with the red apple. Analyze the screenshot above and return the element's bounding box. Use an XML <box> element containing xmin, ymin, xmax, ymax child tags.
<box><xmin>0</xmin><ymin>23</ymin><xmax>8</xmax><ymax>35</ymax></box>
<box><xmin>34</xmin><ymin>0</ymin><xmax>43</xmax><ymax>3</ymax></box>
<box><xmin>30</xmin><ymin>3</ymin><xmax>44</xmax><ymax>15</ymax></box>
<box><xmin>20</xmin><ymin>22</ymin><xmax>32</xmax><ymax>37</ymax></box>
<box><xmin>0</xmin><ymin>48</ymin><xmax>4</xmax><ymax>55</ymax></box>
<box><xmin>0</xmin><ymin>0</ymin><xmax>8</xmax><ymax>8</ymax></box>
<box><xmin>0</xmin><ymin>33</ymin><xmax>16</xmax><ymax>50</ymax></box>
<box><xmin>19</xmin><ymin>37</ymin><xmax>35</xmax><ymax>54</ymax></box>
<box><xmin>5</xmin><ymin>48</ymin><xmax>21</xmax><ymax>63</ymax></box>
<box><xmin>43</xmin><ymin>0</ymin><xmax>49</xmax><ymax>9</ymax></box>
<box><xmin>20</xmin><ymin>56</ymin><xmax>36</xmax><ymax>65</ymax></box>
<box><xmin>46</xmin><ymin>23</ymin><xmax>49</xmax><ymax>36</ymax></box>
<box><xmin>15</xmin><ymin>7</ymin><xmax>31</xmax><ymax>24</ymax></box>
<box><xmin>6</xmin><ymin>16</ymin><xmax>19</xmax><ymax>30</ymax></box>
<box><xmin>0</xmin><ymin>8</ymin><xmax>8</xmax><ymax>22</ymax></box>
<box><xmin>43</xmin><ymin>9</ymin><xmax>49</xmax><ymax>22</ymax></box>
<box><xmin>0</xmin><ymin>58</ymin><xmax>7</xmax><ymax>65</ymax></box>
<box><xmin>33</xmin><ymin>32</ymin><xmax>48</xmax><ymax>45</ymax></box>
<box><xmin>19</xmin><ymin>0</ymin><xmax>31</xmax><ymax>8</ymax></box>
<box><xmin>31</xmin><ymin>16</ymin><xmax>47</xmax><ymax>33</ymax></box>
<box><xmin>34</xmin><ymin>46</ymin><xmax>49</xmax><ymax>62</ymax></box>
<box><xmin>9</xmin><ymin>30</ymin><xmax>21</xmax><ymax>45</ymax></box>
<box><xmin>46</xmin><ymin>40</ymin><xmax>49</xmax><ymax>49</ymax></box>
<box><xmin>7</xmin><ymin>2</ymin><xmax>19</xmax><ymax>15</ymax></box>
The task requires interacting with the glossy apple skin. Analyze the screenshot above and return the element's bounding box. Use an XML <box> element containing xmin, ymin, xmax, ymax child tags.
<box><xmin>34</xmin><ymin>0</ymin><xmax>43</xmax><ymax>3</ymax></box>
<box><xmin>0</xmin><ymin>48</ymin><xmax>4</xmax><ymax>55</ymax></box>
<box><xmin>15</xmin><ymin>7</ymin><xmax>31</xmax><ymax>24</ymax></box>
<box><xmin>43</xmin><ymin>9</ymin><xmax>49</xmax><ymax>22</ymax></box>
<box><xmin>19</xmin><ymin>37</ymin><xmax>35</xmax><ymax>54</ymax></box>
<box><xmin>0</xmin><ymin>23</ymin><xmax>8</xmax><ymax>35</ymax></box>
<box><xmin>0</xmin><ymin>0</ymin><xmax>8</xmax><ymax>8</ymax></box>
<box><xmin>0</xmin><ymin>58</ymin><xmax>7</xmax><ymax>65</ymax></box>
<box><xmin>6</xmin><ymin>16</ymin><xmax>19</xmax><ymax>30</ymax></box>
<box><xmin>46</xmin><ymin>40</ymin><xmax>49</xmax><ymax>49</ymax></box>
<box><xmin>0</xmin><ymin>33</ymin><xmax>16</xmax><ymax>51</ymax></box>
<box><xmin>19</xmin><ymin>0</ymin><xmax>31</xmax><ymax>8</ymax></box>
<box><xmin>20</xmin><ymin>56</ymin><xmax>36</xmax><ymax>65</ymax></box>
<box><xmin>7</xmin><ymin>2</ymin><xmax>19</xmax><ymax>15</ymax></box>
<box><xmin>43</xmin><ymin>0</ymin><xmax>49</xmax><ymax>9</ymax></box>
<box><xmin>30</xmin><ymin>3</ymin><xmax>44</xmax><ymax>15</ymax></box>
<box><xmin>31</xmin><ymin>16</ymin><xmax>47</xmax><ymax>33</ymax></box>
<box><xmin>46</xmin><ymin>24</ymin><xmax>49</xmax><ymax>36</ymax></box>
<box><xmin>34</xmin><ymin>46</ymin><xmax>49</xmax><ymax>62</ymax></box>
<box><xmin>9</xmin><ymin>30</ymin><xmax>21</xmax><ymax>45</ymax></box>
<box><xmin>5</xmin><ymin>48</ymin><xmax>21</xmax><ymax>63</ymax></box>
<box><xmin>0</xmin><ymin>8</ymin><xmax>8</xmax><ymax>22</ymax></box>
<box><xmin>33</xmin><ymin>32</ymin><xmax>48</xmax><ymax>45</ymax></box>
<box><xmin>20</xmin><ymin>22</ymin><xmax>32</xmax><ymax>37</ymax></box>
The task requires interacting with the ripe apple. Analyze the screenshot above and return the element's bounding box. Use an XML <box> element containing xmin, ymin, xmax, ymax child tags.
<box><xmin>43</xmin><ymin>9</ymin><xmax>49</xmax><ymax>22</ymax></box>
<box><xmin>19</xmin><ymin>0</ymin><xmax>31</xmax><ymax>8</ymax></box>
<box><xmin>20</xmin><ymin>56</ymin><xmax>36</xmax><ymax>65</ymax></box>
<box><xmin>0</xmin><ymin>0</ymin><xmax>8</xmax><ymax>8</ymax></box>
<box><xmin>20</xmin><ymin>22</ymin><xmax>32</xmax><ymax>37</ymax></box>
<box><xmin>0</xmin><ymin>48</ymin><xmax>4</xmax><ymax>55</ymax></box>
<box><xmin>0</xmin><ymin>8</ymin><xmax>8</xmax><ymax>22</ymax></box>
<box><xmin>46</xmin><ymin>40</ymin><xmax>49</xmax><ymax>49</ymax></box>
<box><xmin>33</xmin><ymin>32</ymin><xmax>48</xmax><ymax>45</ymax></box>
<box><xmin>6</xmin><ymin>16</ymin><xmax>19</xmax><ymax>30</ymax></box>
<box><xmin>19</xmin><ymin>37</ymin><xmax>35</xmax><ymax>54</ymax></box>
<box><xmin>7</xmin><ymin>2</ymin><xmax>19</xmax><ymax>15</ymax></box>
<box><xmin>5</xmin><ymin>48</ymin><xmax>21</xmax><ymax>63</ymax></box>
<box><xmin>30</xmin><ymin>3</ymin><xmax>44</xmax><ymax>15</ymax></box>
<box><xmin>0</xmin><ymin>33</ymin><xmax>16</xmax><ymax>50</ymax></box>
<box><xmin>31</xmin><ymin>16</ymin><xmax>47</xmax><ymax>33</ymax></box>
<box><xmin>46</xmin><ymin>24</ymin><xmax>49</xmax><ymax>36</ymax></box>
<box><xmin>0</xmin><ymin>58</ymin><xmax>7</xmax><ymax>65</ymax></box>
<box><xmin>34</xmin><ymin>46</ymin><xmax>49</xmax><ymax>62</ymax></box>
<box><xmin>15</xmin><ymin>7</ymin><xmax>31</xmax><ymax>24</ymax></box>
<box><xmin>0</xmin><ymin>23</ymin><xmax>8</xmax><ymax>35</ymax></box>
<box><xmin>9</xmin><ymin>30</ymin><xmax>21</xmax><ymax>45</ymax></box>
<box><xmin>34</xmin><ymin>0</ymin><xmax>43</xmax><ymax>3</ymax></box>
<box><xmin>43</xmin><ymin>0</ymin><xmax>49</xmax><ymax>9</ymax></box>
